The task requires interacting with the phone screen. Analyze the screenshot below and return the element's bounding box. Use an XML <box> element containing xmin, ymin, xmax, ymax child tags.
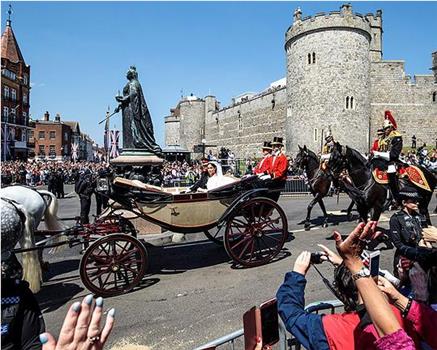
<box><xmin>260</xmin><ymin>301</ymin><xmax>279</xmax><ymax>345</ymax></box>
<box><xmin>369</xmin><ymin>253</ymin><xmax>380</xmax><ymax>277</ymax></box>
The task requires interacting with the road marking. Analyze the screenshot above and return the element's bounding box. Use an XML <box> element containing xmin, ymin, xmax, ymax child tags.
<box><xmin>291</xmin><ymin>227</ymin><xmax>322</xmax><ymax>233</ymax></box>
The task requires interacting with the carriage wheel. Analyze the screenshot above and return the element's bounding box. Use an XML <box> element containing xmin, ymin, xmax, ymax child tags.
<box><xmin>204</xmin><ymin>226</ymin><xmax>225</xmax><ymax>245</ymax></box>
<box><xmin>79</xmin><ymin>234</ymin><xmax>148</xmax><ymax>297</ymax></box>
<box><xmin>224</xmin><ymin>197</ymin><xmax>288</xmax><ymax>267</ymax></box>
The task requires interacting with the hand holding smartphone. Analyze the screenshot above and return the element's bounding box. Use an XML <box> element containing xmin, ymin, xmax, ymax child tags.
<box><xmin>243</xmin><ymin>298</ymin><xmax>279</xmax><ymax>350</ymax></box>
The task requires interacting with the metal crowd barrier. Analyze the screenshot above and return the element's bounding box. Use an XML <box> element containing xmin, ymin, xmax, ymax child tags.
<box><xmin>194</xmin><ymin>300</ymin><xmax>343</xmax><ymax>350</ymax></box>
<box><xmin>283</xmin><ymin>178</ymin><xmax>310</xmax><ymax>194</ymax></box>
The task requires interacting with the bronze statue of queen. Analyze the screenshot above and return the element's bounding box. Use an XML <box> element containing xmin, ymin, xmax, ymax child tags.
<box><xmin>115</xmin><ymin>66</ymin><xmax>163</xmax><ymax>157</ymax></box>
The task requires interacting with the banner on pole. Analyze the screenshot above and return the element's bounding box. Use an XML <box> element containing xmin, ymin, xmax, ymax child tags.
<box><xmin>72</xmin><ymin>142</ymin><xmax>79</xmax><ymax>162</ymax></box>
<box><xmin>109</xmin><ymin>130</ymin><xmax>120</xmax><ymax>159</ymax></box>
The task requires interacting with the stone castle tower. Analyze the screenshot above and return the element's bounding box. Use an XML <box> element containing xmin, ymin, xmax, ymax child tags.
<box><xmin>165</xmin><ymin>4</ymin><xmax>436</xmax><ymax>157</ymax></box>
<box><xmin>285</xmin><ymin>4</ymin><xmax>382</xmax><ymax>153</ymax></box>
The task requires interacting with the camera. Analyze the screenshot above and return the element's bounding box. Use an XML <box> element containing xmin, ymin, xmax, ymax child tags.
<box><xmin>310</xmin><ymin>252</ymin><xmax>324</xmax><ymax>264</ymax></box>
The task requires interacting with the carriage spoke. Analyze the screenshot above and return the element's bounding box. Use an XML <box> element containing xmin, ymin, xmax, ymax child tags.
<box><xmin>238</xmin><ymin>238</ymin><xmax>254</xmax><ymax>259</ymax></box>
<box><xmin>229</xmin><ymin>234</ymin><xmax>253</xmax><ymax>250</ymax></box>
<box><xmin>262</xmin><ymin>232</ymin><xmax>282</xmax><ymax>241</ymax></box>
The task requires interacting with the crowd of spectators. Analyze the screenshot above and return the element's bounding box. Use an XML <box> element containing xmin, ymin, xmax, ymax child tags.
<box><xmin>277</xmin><ymin>185</ymin><xmax>437</xmax><ymax>350</ymax></box>
<box><xmin>400</xmin><ymin>146</ymin><xmax>437</xmax><ymax>172</ymax></box>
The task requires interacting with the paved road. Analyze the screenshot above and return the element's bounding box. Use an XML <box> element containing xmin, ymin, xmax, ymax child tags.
<box><xmin>37</xmin><ymin>185</ymin><xmax>436</xmax><ymax>349</ymax></box>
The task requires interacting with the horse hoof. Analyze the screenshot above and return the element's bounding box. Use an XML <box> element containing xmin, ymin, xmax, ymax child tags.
<box><xmin>322</xmin><ymin>223</ymin><xmax>328</xmax><ymax>228</ymax></box>
<box><xmin>304</xmin><ymin>224</ymin><xmax>310</xmax><ymax>231</ymax></box>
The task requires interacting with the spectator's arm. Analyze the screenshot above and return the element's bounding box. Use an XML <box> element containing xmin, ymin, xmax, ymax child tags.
<box><xmin>276</xmin><ymin>272</ymin><xmax>328</xmax><ymax>350</ymax></box>
<box><xmin>334</xmin><ymin>223</ymin><xmax>403</xmax><ymax>338</ymax></box>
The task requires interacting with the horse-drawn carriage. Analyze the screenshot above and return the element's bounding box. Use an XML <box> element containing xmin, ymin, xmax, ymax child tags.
<box><xmin>6</xmin><ymin>175</ymin><xmax>289</xmax><ymax>297</ymax></box>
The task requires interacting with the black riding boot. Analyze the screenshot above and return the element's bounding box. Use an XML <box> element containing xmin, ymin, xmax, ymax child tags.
<box><xmin>387</xmin><ymin>172</ymin><xmax>400</xmax><ymax>204</ymax></box>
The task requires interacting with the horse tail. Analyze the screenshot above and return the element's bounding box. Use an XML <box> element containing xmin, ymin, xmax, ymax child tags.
<box><xmin>37</xmin><ymin>190</ymin><xmax>68</xmax><ymax>254</ymax></box>
<box><xmin>17</xmin><ymin>202</ymin><xmax>42</xmax><ymax>293</ymax></box>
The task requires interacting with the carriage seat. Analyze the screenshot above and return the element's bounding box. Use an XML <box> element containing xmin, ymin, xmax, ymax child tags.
<box><xmin>113</xmin><ymin>177</ymin><xmax>165</xmax><ymax>193</ymax></box>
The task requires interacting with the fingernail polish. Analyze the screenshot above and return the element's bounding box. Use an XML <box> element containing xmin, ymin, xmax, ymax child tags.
<box><xmin>96</xmin><ymin>297</ymin><xmax>103</xmax><ymax>307</ymax></box>
<box><xmin>84</xmin><ymin>294</ymin><xmax>93</xmax><ymax>305</ymax></box>
<box><xmin>108</xmin><ymin>308</ymin><xmax>115</xmax><ymax>317</ymax></box>
<box><xmin>39</xmin><ymin>334</ymin><xmax>48</xmax><ymax>344</ymax></box>
<box><xmin>72</xmin><ymin>302</ymin><xmax>81</xmax><ymax>312</ymax></box>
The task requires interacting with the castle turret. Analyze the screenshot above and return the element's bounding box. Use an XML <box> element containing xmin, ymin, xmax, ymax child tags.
<box><xmin>365</xmin><ymin>9</ymin><xmax>383</xmax><ymax>61</ymax></box>
<box><xmin>285</xmin><ymin>3</ymin><xmax>372</xmax><ymax>153</ymax></box>
<box><xmin>178</xmin><ymin>95</ymin><xmax>206</xmax><ymax>152</ymax></box>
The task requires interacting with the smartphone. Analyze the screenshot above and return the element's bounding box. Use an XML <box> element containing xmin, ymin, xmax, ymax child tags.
<box><xmin>363</xmin><ymin>250</ymin><xmax>380</xmax><ymax>277</ymax></box>
<box><xmin>260</xmin><ymin>298</ymin><xmax>279</xmax><ymax>347</ymax></box>
<box><xmin>243</xmin><ymin>306</ymin><xmax>261</xmax><ymax>350</ymax></box>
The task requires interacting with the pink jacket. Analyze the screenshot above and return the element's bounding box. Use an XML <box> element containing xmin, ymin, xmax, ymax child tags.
<box><xmin>375</xmin><ymin>329</ymin><xmax>415</xmax><ymax>350</ymax></box>
<box><xmin>374</xmin><ymin>301</ymin><xmax>437</xmax><ymax>350</ymax></box>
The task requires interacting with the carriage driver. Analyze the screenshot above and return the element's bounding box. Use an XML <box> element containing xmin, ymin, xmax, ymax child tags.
<box><xmin>372</xmin><ymin>110</ymin><xmax>403</xmax><ymax>201</ymax></box>
<box><xmin>254</xmin><ymin>141</ymin><xmax>273</xmax><ymax>177</ymax></box>
<box><xmin>270</xmin><ymin>137</ymin><xmax>288</xmax><ymax>181</ymax></box>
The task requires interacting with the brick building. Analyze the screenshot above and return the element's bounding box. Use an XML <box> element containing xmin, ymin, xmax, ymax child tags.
<box><xmin>1</xmin><ymin>12</ymin><xmax>33</xmax><ymax>160</ymax></box>
<box><xmin>31</xmin><ymin>112</ymin><xmax>72</xmax><ymax>161</ymax></box>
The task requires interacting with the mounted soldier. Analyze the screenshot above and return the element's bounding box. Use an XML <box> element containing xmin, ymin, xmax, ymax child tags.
<box><xmin>320</xmin><ymin>128</ymin><xmax>335</xmax><ymax>172</ymax></box>
<box><xmin>371</xmin><ymin>128</ymin><xmax>385</xmax><ymax>153</ymax></box>
<box><xmin>371</xmin><ymin>110</ymin><xmax>403</xmax><ymax>201</ymax></box>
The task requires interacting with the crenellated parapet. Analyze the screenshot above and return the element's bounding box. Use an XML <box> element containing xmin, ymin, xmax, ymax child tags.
<box><xmin>285</xmin><ymin>4</ymin><xmax>374</xmax><ymax>51</ymax></box>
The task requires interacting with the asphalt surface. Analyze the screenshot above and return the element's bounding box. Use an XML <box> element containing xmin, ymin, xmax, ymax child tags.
<box><xmin>36</xmin><ymin>185</ymin><xmax>437</xmax><ymax>349</ymax></box>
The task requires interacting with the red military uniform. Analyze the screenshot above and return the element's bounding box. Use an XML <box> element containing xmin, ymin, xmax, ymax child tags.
<box><xmin>271</xmin><ymin>152</ymin><xmax>288</xmax><ymax>180</ymax></box>
<box><xmin>371</xmin><ymin>139</ymin><xmax>379</xmax><ymax>152</ymax></box>
<box><xmin>254</xmin><ymin>155</ymin><xmax>272</xmax><ymax>175</ymax></box>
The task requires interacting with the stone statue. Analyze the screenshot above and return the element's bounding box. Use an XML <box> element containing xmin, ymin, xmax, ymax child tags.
<box><xmin>115</xmin><ymin>66</ymin><xmax>163</xmax><ymax>157</ymax></box>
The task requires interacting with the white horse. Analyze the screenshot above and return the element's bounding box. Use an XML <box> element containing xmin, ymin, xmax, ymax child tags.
<box><xmin>0</xmin><ymin>186</ymin><xmax>67</xmax><ymax>293</ymax></box>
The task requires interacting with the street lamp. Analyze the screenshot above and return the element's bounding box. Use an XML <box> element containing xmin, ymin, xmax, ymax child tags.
<box><xmin>201</xmin><ymin>138</ymin><xmax>206</xmax><ymax>158</ymax></box>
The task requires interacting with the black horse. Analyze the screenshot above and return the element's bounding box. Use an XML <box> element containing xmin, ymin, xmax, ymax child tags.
<box><xmin>329</xmin><ymin>143</ymin><xmax>436</xmax><ymax>224</ymax></box>
<box><xmin>294</xmin><ymin>145</ymin><xmax>332</xmax><ymax>230</ymax></box>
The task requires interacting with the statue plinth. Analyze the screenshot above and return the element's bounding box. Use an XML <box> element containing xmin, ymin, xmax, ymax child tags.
<box><xmin>110</xmin><ymin>150</ymin><xmax>164</xmax><ymax>166</ymax></box>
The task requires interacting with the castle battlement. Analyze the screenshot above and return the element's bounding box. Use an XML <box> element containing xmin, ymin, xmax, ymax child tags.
<box><xmin>286</xmin><ymin>4</ymin><xmax>374</xmax><ymax>49</ymax></box>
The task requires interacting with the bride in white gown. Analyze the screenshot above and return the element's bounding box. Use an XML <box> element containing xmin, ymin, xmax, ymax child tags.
<box><xmin>205</xmin><ymin>162</ymin><xmax>236</xmax><ymax>191</ymax></box>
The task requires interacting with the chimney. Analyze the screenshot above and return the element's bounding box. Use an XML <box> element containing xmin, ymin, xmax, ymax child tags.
<box><xmin>43</xmin><ymin>111</ymin><xmax>50</xmax><ymax>121</ymax></box>
<box><xmin>55</xmin><ymin>113</ymin><xmax>61</xmax><ymax>122</ymax></box>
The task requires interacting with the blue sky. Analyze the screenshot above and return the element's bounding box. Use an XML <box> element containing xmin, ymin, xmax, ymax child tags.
<box><xmin>2</xmin><ymin>1</ymin><xmax>436</xmax><ymax>147</ymax></box>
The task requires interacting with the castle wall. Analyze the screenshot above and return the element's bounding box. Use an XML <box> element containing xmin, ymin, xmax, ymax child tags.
<box><xmin>285</xmin><ymin>13</ymin><xmax>371</xmax><ymax>154</ymax></box>
<box><xmin>164</xmin><ymin>115</ymin><xmax>180</xmax><ymax>146</ymax></box>
<box><xmin>178</xmin><ymin>100</ymin><xmax>205</xmax><ymax>152</ymax></box>
<box><xmin>370</xmin><ymin>61</ymin><xmax>437</xmax><ymax>148</ymax></box>
<box><xmin>164</xmin><ymin>4</ymin><xmax>436</xmax><ymax>158</ymax></box>
<box><xmin>205</xmin><ymin>88</ymin><xmax>287</xmax><ymax>158</ymax></box>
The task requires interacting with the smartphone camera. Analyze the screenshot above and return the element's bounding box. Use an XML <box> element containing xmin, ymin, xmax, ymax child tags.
<box><xmin>310</xmin><ymin>252</ymin><xmax>324</xmax><ymax>264</ymax></box>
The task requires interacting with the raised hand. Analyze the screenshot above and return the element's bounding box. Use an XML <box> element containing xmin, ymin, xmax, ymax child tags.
<box><xmin>333</xmin><ymin>221</ymin><xmax>379</xmax><ymax>271</ymax></box>
<box><xmin>293</xmin><ymin>251</ymin><xmax>311</xmax><ymax>276</ymax></box>
<box><xmin>40</xmin><ymin>295</ymin><xmax>115</xmax><ymax>350</ymax></box>
<box><xmin>317</xmin><ymin>244</ymin><xmax>342</xmax><ymax>266</ymax></box>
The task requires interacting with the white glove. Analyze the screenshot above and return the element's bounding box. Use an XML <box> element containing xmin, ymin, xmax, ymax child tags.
<box><xmin>259</xmin><ymin>174</ymin><xmax>271</xmax><ymax>180</ymax></box>
<box><xmin>373</xmin><ymin>151</ymin><xmax>390</xmax><ymax>161</ymax></box>
<box><xmin>379</xmin><ymin>269</ymin><xmax>400</xmax><ymax>287</ymax></box>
